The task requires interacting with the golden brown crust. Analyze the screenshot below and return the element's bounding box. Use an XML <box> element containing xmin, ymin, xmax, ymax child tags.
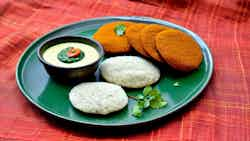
<box><xmin>126</xmin><ymin>23</ymin><xmax>149</xmax><ymax>57</ymax></box>
<box><xmin>140</xmin><ymin>24</ymin><xmax>168</xmax><ymax>62</ymax></box>
<box><xmin>155</xmin><ymin>29</ymin><xmax>203</xmax><ymax>72</ymax></box>
<box><xmin>93</xmin><ymin>21</ymin><xmax>134</xmax><ymax>54</ymax></box>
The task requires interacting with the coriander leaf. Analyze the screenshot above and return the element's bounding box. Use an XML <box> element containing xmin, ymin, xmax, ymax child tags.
<box><xmin>144</xmin><ymin>99</ymin><xmax>150</xmax><ymax>108</ymax></box>
<box><xmin>159</xmin><ymin>101</ymin><xmax>167</xmax><ymax>107</ymax></box>
<box><xmin>114</xmin><ymin>24</ymin><xmax>126</xmax><ymax>36</ymax></box>
<box><xmin>150</xmin><ymin>96</ymin><xmax>167</xmax><ymax>109</ymax></box>
<box><xmin>148</xmin><ymin>89</ymin><xmax>160</xmax><ymax>97</ymax></box>
<box><xmin>143</xmin><ymin>86</ymin><xmax>152</xmax><ymax>96</ymax></box>
<box><xmin>173</xmin><ymin>82</ymin><xmax>180</xmax><ymax>87</ymax></box>
<box><xmin>132</xmin><ymin>86</ymin><xmax>168</xmax><ymax>118</ymax></box>
<box><xmin>136</xmin><ymin>94</ymin><xmax>144</xmax><ymax>100</ymax></box>
<box><xmin>137</xmin><ymin>100</ymin><xmax>145</xmax><ymax>108</ymax></box>
<box><xmin>132</xmin><ymin>102</ymin><xmax>143</xmax><ymax>117</ymax></box>
<box><xmin>146</xmin><ymin>95</ymin><xmax>155</xmax><ymax>101</ymax></box>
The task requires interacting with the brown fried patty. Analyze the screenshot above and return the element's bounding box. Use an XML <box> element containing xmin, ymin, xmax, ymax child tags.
<box><xmin>126</xmin><ymin>23</ymin><xmax>149</xmax><ymax>57</ymax></box>
<box><xmin>155</xmin><ymin>29</ymin><xmax>203</xmax><ymax>72</ymax></box>
<box><xmin>93</xmin><ymin>21</ymin><xmax>134</xmax><ymax>54</ymax></box>
<box><xmin>140</xmin><ymin>24</ymin><xmax>168</xmax><ymax>62</ymax></box>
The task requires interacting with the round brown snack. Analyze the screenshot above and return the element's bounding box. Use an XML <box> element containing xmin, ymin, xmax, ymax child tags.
<box><xmin>140</xmin><ymin>24</ymin><xmax>168</xmax><ymax>62</ymax></box>
<box><xmin>93</xmin><ymin>21</ymin><xmax>134</xmax><ymax>54</ymax></box>
<box><xmin>156</xmin><ymin>29</ymin><xmax>203</xmax><ymax>72</ymax></box>
<box><xmin>126</xmin><ymin>23</ymin><xmax>149</xmax><ymax>57</ymax></box>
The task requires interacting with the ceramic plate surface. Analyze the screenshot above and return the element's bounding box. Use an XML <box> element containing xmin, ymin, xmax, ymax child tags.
<box><xmin>16</xmin><ymin>16</ymin><xmax>213</xmax><ymax>127</ymax></box>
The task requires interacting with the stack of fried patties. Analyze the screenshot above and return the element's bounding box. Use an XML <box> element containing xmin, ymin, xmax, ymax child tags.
<box><xmin>93</xmin><ymin>21</ymin><xmax>203</xmax><ymax>72</ymax></box>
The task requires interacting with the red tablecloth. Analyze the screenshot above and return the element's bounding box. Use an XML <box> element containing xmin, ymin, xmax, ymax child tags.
<box><xmin>1</xmin><ymin>0</ymin><xmax>250</xmax><ymax>140</ymax></box>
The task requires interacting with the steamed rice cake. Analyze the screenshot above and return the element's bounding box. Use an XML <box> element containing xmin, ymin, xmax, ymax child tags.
<box><xmin>69</xmin><ymin>82</ymin><xmax>128</xmax><ymax>115</ymax></box>
<box><xmin>100</xmin><ymin>56</ymin><xmax>160</xmax><ymax>88</ymax></box>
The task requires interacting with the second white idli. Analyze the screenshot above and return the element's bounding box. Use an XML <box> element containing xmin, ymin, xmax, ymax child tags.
<box><xmin>69</xmin><ymin>82</ymin><xmax>128</xmax><ymax>115</ymax></box>
<box><xmin>100</xmin><ymin>56</ymin><xmax>160</xmax><ymax>88</ymax></box>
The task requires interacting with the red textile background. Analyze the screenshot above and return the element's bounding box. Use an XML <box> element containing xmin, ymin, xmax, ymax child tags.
<box><xmin>0</xmin><ymin>0</ymin><xmax>250</xmax><ymax>140</ymax></box>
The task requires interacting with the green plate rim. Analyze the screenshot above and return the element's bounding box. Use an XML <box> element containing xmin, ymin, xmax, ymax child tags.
<box><xmin>16</xmin><ymin>16</ymin><xmax>213</xmax><ymax>127</ymax></box>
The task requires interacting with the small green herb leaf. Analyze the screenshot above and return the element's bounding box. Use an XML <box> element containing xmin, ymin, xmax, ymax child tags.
<box><xmin>150</xmin><ymin>96</ymin><xmax>167</xmax><ymax>109</ymax></box>
<box><xmin>132</xmin><ymin>102</ymin><xmax>143</xmax><ymax>117</ymax></box>
<box><xmin>114</xmin><ymin>24</ymin><xmax>126</xmax><ymax>36</ymax></box>
<box><xmin>143</xmin><ymin>86</ymin><xmax>152</xmax><ymax>96</ymax></box>
<box><xmin>136</xmin><ymin>94</ymin><xmax>144</xmax><ymax>100</ymax></box>
<box><xmin>143</xmin><ymin>99</ymin><xmax>150</xmax><ymax>108</ymax></box>
<box><xmin>149</xmin><ymin>89</ymin><xmax>160</xmax><ymax>96</ymax></box>
<box><xmin>137</xmin><ymin>100</ymin><xmax>145</xmax><ymax>108</ymax></box>
<box><xmin>132</xmin><ymin>86</ymin><xmax>168</xmax><ymax>118</ymax></box>
<box><xmin>160</xmin><ymin>101</ymin><xmax>167</xmax><ymax>107</ymax></box>
<box><xmin>173</xmin><ymin>82</ymin><xmax>180</xmax><ymax>87</ymax></box>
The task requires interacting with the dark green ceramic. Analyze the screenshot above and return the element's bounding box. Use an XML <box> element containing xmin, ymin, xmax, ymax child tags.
<box><xmin>37</xmin><ymin>35</ymin><xmax>104</xmax><ymax>84</ymax></box>
<box><xmin>16</xmin><ymin>16</ymin><xmax>213</xmax><ymax>127</ymax></box>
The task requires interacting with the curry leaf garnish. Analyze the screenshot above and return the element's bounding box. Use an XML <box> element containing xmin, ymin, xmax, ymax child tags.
<box><xmin>114</xmin><ymin>24</ymin><xmax>126</xmax><ymax>36</ymax></box>
<box><xmin>132</xmin><ymin>86</ymin><xmax>167</xmax><ymax>117</ymax></box>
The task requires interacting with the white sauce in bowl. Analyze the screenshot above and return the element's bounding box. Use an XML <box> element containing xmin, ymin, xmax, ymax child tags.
<box><xmin>42</xmin><ymin>42</ymin><xmax>100</xmax><ymax>68</ymax></box>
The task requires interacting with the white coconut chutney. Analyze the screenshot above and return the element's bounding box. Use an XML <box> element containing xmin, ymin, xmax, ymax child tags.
<box><xmin>42</xmin><ymin>42</ymin><xmax>99</xmax><ymax>68</ymax></box>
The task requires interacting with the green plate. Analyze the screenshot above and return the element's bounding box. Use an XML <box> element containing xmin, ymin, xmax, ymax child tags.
<box><xmin>16</xmin><ymin>16</ymin><xmax>213</xmax><ymax>127</ymax></box>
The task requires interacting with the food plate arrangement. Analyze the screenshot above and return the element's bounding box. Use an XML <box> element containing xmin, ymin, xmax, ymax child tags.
<box><xmin>16</xmin><ymin>16</ymin><xmax>213</xmax><ymax>127</ymax></box>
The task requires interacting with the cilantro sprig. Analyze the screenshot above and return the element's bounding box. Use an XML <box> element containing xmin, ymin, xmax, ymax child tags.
<box><xmin>132</xmin><ymin>86</ymin><xmax>167</xmax><ymax>117</ymax></box>
<box><xmin>114</xmin><ymin>24</ymin><xmax>126</xmax><ymax>36</ymax></box>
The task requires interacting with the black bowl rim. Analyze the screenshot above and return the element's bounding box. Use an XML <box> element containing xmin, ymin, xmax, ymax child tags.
<box><xmin>37</xmin><ymin>35</ymin><xmax>104</xmax><ymax>70</ymax></box>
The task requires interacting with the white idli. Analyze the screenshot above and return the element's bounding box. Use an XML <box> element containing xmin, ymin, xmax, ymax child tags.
<box><xmin>69</xmin><ymin>82</ymin><xmax>128</xmax><ymax>115</ymax></box>
<box><xmin>100</xmin><ymin>56</ymin><xmax>160</xmax><ymax>88</ymax></box>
